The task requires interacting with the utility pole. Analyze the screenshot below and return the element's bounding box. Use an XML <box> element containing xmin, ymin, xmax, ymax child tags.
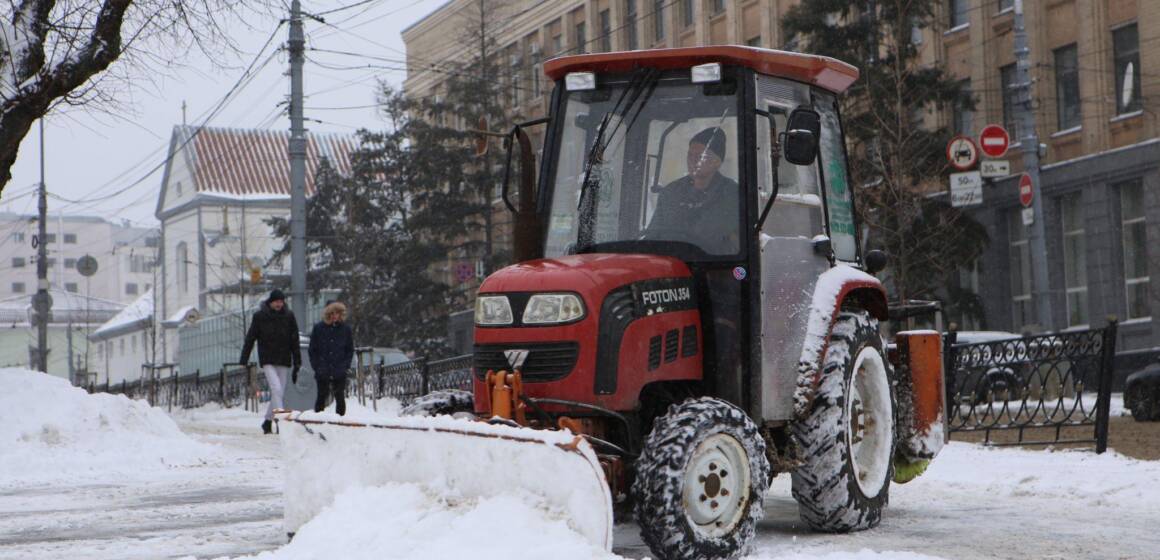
<box><xmin>1013</xmin><ymin>0</ymin><xmax>1052</xmax><ymax>331</ymax></box>
<box><xmin>288</xmin><ymin>0</ymin><xmax>308</xmax><ymax>324</ymax></box>
<box><xmin>35</xmin><ymin>120</ymin><xmax>49</xmax><ymax>373</ymax></box>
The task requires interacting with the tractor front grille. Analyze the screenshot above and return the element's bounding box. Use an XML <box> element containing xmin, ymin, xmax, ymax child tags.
<box><xmin>473</xmin><ymin>342</ymin><xmax>580</xmax><ymax>382</ymax></box>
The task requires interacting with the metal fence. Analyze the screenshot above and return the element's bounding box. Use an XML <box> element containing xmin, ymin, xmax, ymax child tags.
<box><xmin>945</xmin><ymin>320</ymin><xmax>1117</xmax><ymax>453</ymax></box>
<box><xmin>88</xmin><ymin>354</ymin><xmax>474</xmax><ymax>412</ymax></box>
<box><xmin>348</xmin><ymin>354</ymin><xmax>474</xmax><ymax>408</ymax></box>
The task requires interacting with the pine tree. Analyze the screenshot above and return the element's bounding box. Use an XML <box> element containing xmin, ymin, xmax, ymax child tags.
<box><xmin>783</xmin><ymin>0</ymin><xmax>989</xmax><ymax>324</ymax></box>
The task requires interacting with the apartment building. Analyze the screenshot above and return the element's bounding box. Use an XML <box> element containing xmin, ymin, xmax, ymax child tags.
<box><xmin>938</xmin><ymin>1</ymin><xmax>1160</xmax><ymax>353</ymax></box>
<box><xmin>403</xmin><ymin>0</ymin><xmax>1160</xmax><ymax>352</ymax></box>
<box><xmin>0</xmin><ymin>212</ymin><xmax>158</xmax><ymax>304</ymax></box>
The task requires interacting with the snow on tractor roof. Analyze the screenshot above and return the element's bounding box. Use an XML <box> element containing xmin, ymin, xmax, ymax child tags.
<box><xmin>543</xmin><ymin>46</ymin><xmax>859</xmax><ymax>93</ymax></box>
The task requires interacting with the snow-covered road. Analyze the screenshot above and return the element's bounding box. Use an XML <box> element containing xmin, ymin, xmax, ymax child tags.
<box><xmin>0</xmin><ymin>407</ymin><xmax>286</xmax><ymax>560</ymax></box>
<box><xmin>2</xmin><ymin>368</ymin><xmax>1157</xmax><ymax>560</ymax></box>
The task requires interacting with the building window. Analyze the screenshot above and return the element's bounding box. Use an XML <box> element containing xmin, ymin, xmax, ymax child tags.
<box><xmin>130</xmin><ymin>254</ymin><xmax>152</xmax><ymax>273</ymax></box>
<box><xmin>12</xmin><ymin>282</ymin><xmax>25</xmax><ymax>294</ymax></box>
<box><xmin>746</xmin><ymin>36</ymin><xmax>761</xmax><ymax>47</ymax></box>
<box><xmin>997</xmin><ymin>0</ymin><xmax>1013</xmax><ymax>12</ymax></box>
<box><xmin>120</xmin><ymin>339</ymin><xmax>125</xmax><ymax>356</ymax></box>
<box><xmin>511</xmin><ymin>69</ymin><xmax>521</xmax><ymax>107</ymax></box>
<box><xmin>654</xmin><ymin>0</ymin><xmax>665</xmax><ymax>42</ymax></box>
<box><xmin>65</xmin><ymin>282</ymin><xmax>78</xmax><ymax>293</ymax></box>
<box><xmin>46</xmin><ymin>258</ymin><xmax>56</xmax><ymax>268</ymax></box>
<box><xmin>145</xmin><ymin>236</ymin><xmax>159</xmax><ymax>248</ymax></box>
<box><xmin>681</xmin><ymin>0</ymin><xmax>694</xmax><ymax>28</ymax></box>
<box><xmin>1113</xmin><ymin>23</ymin><xmax>1142</xmax><ymax>114</ymax></box>
<box><xmin>12</xmin><ymin>232</ymin><xmax>24</xmax><ymax>242</ymax></box>
<box><xmin>1061</xmin><ymin>193</ymin><xmax>1088</xmax><ymax>327</ymax></box>
<box><xmin>599</xmin><ymin>10</ymin><xmax>611</xmax><ymax>52</ymax></box>
<box><xmin>958</xmin><ymin>260</ymin><xmax>982</xmax><ymax>330</ymax></box>
<box><xmin>948</xmin><ymin>0</ymin><xmax>968</xmax><ymax>28</ymax></box>
<box><xmin>575</xmin><ymin>21</ymin><xmax>586</xmax><ymax>54</ymax></box>
<box><xmin>625</xmin><ymin>0</ymin><xmax>638</xmax><ymax>50</ymax></box>
<box><xmin>11</xmin><ymin>257</ymin><xmax>25</xmax><ymax>268</ymax></box>
<box><xmin>1009</xmin><ymin>211</ymin><xmax>1032</xmax><ymax>328</ymax></box>
<box><xmin>64</xmin><ymin>258</ymin><xmax>76</xmax><ymax>269</ymax></box>
<box><xmin>132</xmin><ymin>335</ymin><xmax>137</xmax><ymax>353</ymax></box>
<box><xmin>63</xmin><ymin>233</ymin><xmax>76</xmax><ymax>244</ymax></box>
<box><xmin>531</xmin><ymin>63</ymin><xmax>542</xmax><ymax>98</ymax></box>
<box><xmin>176</xmin><ymin>242</ymin><xmax>189</xmax><ymax>293</ymax></box>
<box><xmin>1000</xmin><ymin>63</ymin><xmax>1020</xmax><ymax>140</ymax></box>
<box><xmin>126</xmin><ymin>283</ymin><xmax>139</xmax><ymax>295</ymax></box>
<box><xmin>711</xmin><ymin>0</ymin><xmax>725</xmax><ymax>16</ymax></box>
<box><xmin>1121</xmin><ymin>179</ymin><xmax>1151</xmax><ymax>320</ymax></box>
<box><xmin>1054</xmin><ymin>44</ymin><xmax>1081</xmax><ymax>130</ymax></box>
<box><xmin>44</xmin><ymin>233</ymin><xmax>56</xmax><ymax>243</ymax></box>
<box><xmin>953</xmin><ymin>78</ymin><xmax>974</xmax><ymax>135</ymax></box>
<box><xmin>552</xmin><ymin>34</ymin><xmax>562</xmax><ymax>54</ymax></box>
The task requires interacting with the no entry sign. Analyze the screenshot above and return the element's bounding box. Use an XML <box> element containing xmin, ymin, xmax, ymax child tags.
<box><xmin>1019</xmin><ymin>173</ymin><xmax>1034</xmax><ymax>207</ymax></box>
<box><xmin>980</xmin><ymin>124</ymin><xmax>1010</xmax><ymax>158</ymax></box>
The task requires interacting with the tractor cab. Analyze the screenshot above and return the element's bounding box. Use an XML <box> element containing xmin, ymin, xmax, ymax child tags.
<box><xmin>479</xmin><ymin>47</ymin><xmax>869</xmax><ymax>422</ymax></box>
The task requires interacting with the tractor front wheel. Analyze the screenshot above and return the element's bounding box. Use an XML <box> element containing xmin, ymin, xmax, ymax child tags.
<box><xmin>792</xmin><ymin>310</ymin><xmax>895</xmax><ymax>532</ymax></box>
<box><xmin>633</xmin><ymin>397</ymin><xmax>770</xmax><ymax>560</ymax></box>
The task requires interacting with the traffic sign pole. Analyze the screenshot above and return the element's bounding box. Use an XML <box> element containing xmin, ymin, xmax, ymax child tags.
<box><xmin>1013</xmin><ymin>0</ymin><xmax>1053</xmax><ymax>331</ymax></box>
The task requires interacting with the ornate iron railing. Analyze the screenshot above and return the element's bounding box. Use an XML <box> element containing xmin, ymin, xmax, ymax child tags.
<box><xmin>944</xmin><ymin>320</ymin><xmax>1117</xmax><ymax>453</ymax></box>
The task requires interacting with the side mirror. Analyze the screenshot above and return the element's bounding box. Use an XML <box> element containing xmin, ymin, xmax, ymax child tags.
<box><xmin>864</xmin><ymin>249</ymin><xmax>888</xmax><ymax>274</ymax></box>
<box><xmin>782</xmin><ymin>108</ymin><xmax>821</xmax><ymax>166</ymax></box>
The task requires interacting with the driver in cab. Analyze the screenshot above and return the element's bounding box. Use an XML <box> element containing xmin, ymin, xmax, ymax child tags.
<box><xmin>645</xmin><ymin>127</ymin><xmax>739</xmax><ymax>254</ymax></box>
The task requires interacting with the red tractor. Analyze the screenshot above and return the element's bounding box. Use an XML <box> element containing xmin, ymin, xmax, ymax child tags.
<box><xmin>288</xmin><ymin>46</ymin><xmax>946</xmax><ymax>560</ymax></box>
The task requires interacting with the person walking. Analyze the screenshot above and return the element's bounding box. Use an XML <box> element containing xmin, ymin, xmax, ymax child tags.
<box><xmin>308</xmin><ymin>301</ymin><xmax>354</xmax><ymax>416</ymax></box>
<box><xmin>239</xmin><ymin>289</ymin><xmax>302</xmax><ymax>434</ymax></box>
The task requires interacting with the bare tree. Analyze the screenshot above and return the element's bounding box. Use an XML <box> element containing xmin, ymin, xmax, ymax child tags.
<box><xmin>0</xmin><ymin>0</ymin><xmax>255</xmax><ymax>195</ymax></box>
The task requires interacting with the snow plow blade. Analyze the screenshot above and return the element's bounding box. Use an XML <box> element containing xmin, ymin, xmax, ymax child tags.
<box><xmin>278</xmin><ymin>411</ymin><xmax>614</xmax><ymax>550</ymax></box>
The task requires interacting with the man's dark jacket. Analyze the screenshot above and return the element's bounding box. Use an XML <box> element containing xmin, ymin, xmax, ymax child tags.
<box><xmin>308</xmin><ymin>320</ymin><xmax>354</xmax><ymax>379</ymax></box>
<box><xmin>240</xmin><ymin>302</ymin><xmax>302</xmax><ymax>368</ymax></box>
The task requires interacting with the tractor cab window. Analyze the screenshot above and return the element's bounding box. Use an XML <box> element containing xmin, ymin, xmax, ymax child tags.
<box><xmin>815</xmin><ymin>92</ymin><xmax>857</xmax><ymax>261</ymax></box>
<box><xmin>545</xmin><ymin>75</ymin><xmax>742</xmax><ymax>260</ymax></box>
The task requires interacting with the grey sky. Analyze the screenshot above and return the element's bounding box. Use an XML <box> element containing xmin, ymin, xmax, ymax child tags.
<box><xmin>1</xmin><ymin>0</ymin><xmax>445</xmax><ymax>227</ymax></box>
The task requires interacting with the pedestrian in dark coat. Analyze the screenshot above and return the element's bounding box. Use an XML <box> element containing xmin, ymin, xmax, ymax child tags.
<box><xmin>240</xmin><ymin>289</ymin><xmax>302</xmax><ymax>434</ymax></box>
<box><xmin>308</xmin><ymin>301</ymin><xmax>354</xmax><ymax>416</ymax></box>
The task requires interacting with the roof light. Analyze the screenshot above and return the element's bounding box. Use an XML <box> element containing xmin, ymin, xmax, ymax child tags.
<box><xmin>565</xmin><ymin>72</ymin><xmax>596</xmax><ymax>91</ymax></box>
<box><xmin>691</xmin><ymin>63</ymin><xmax>722</xmax><ymax>84</ymax></box>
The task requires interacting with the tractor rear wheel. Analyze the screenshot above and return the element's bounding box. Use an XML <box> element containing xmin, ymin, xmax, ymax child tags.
<box><xmin>633</xmin><ymin>397</ymin><xmax>770</xmax><ymax>560</ymax></box>
<box><xmin>792</xmin><ymin>310</ymin><xmax>895</xmax><ymax>532</ymax></box>
<box><xmin>400</xmin><ymin>389</ymin><xmax>474</xmax><ymax>418</ymax></box>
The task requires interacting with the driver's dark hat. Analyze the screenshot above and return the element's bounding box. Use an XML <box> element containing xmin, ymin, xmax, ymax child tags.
<box><xmin>690</xmin><ymin>127</ymin><xmax>727</xmax><ymax>160</ymax></box>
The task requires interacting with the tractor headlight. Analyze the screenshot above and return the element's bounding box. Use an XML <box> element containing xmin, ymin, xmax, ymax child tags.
<box><xmin>523</xmin><ymin>293</ymin><xmax>586</xmax><ymax>324</ymax></box>
<box><xmin>475</xmin><ymin>295</ymin><xmax>513</xmax><ymax>326</ymax></box>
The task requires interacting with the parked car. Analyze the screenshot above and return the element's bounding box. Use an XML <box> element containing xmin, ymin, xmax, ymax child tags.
<box><xmin>1124</xmin><ymin>364</ymin><xmax>1160</xmax><ymax>422</ymax></box>
<box><xmin>949</xmin><ymin>331</ymin><xmax>1027</xmax><ymax>406</ymax></box>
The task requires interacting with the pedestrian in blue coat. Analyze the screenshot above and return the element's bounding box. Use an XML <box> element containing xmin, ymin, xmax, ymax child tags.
<box><xmin>308</xmin><ymin>301</ymin><xmax>354</xmax><ymax>416</ymax></box>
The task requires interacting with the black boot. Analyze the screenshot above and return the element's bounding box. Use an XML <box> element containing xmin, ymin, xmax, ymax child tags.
<box><xmin>261</xmin><ymin>419</ymin><xmax>272</xmax><ymax>434</ymax></box>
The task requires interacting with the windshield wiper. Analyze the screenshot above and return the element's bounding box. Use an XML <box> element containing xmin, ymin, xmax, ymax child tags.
<box><xmin>575</xmin><ymin>68</ymin><xmax>661</xmax><ymax>252</ymax></box>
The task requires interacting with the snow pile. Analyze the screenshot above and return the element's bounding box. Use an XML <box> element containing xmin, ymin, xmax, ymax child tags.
<box><xmin>279</xmin><ymin>409</ymin><xmax>613</xmax><ymax>550</ymax></box>
<box><xmin>0</xmin><ymin>368</ymin><xmax>219</xmax><ymax>486</ymax></box>
<box><xmin>241</xmin><ymin>483</ymin><xmax>621</xmax><ymax>560</ymax></box>
<box><xmin>919</xmin><ymin>442</ymin><xmax>1160</xmax><ymax>508</ymax></box>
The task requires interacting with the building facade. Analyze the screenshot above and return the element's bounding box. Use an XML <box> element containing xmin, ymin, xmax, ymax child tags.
<box><xmin>0</xmin><ymin>212</ymin><xmax>158</xmax><ymax>305</ymax></box>
<box><xmin>403</xmin><ymin>0</ymin><xmax>1160</xmax><ymax>354</ymax></box>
